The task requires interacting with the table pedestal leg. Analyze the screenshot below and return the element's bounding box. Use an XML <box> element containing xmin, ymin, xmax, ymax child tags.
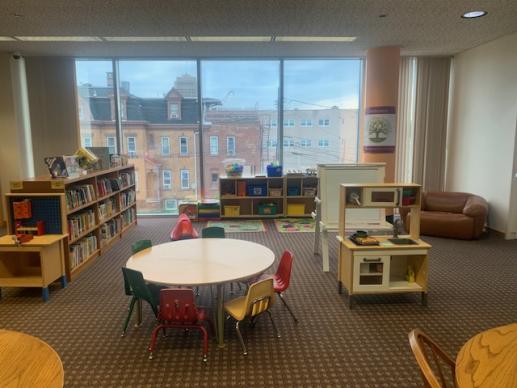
<box><xmin>216</xmin><ymin>284</ymin><xmax>225</xmax><ymax>348</ymax></box>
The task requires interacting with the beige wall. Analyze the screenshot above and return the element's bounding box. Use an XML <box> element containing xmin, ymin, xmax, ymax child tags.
<box><xmin>0</xmin><ymin>54</ymin><xmax>24</xmax><ymax>225</ymax></box>
<box><xmin>25</xmin><ymin>56</ymin><xmax>79</xmax><ymax>176</ymax></box>
<box><xmin>446</xmin><ymin>32</ymin><xmax>517</xmax><ymax>236</ymax></box>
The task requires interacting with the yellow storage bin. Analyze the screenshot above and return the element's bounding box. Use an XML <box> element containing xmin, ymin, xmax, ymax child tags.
<box><xmin>224</xmin><ymin>205</ymin><xmax>240</xmax><ymax>217</ymax></box>
<box><xmin>287</xmin><ymin>203</ymin><xmax>305</xmax><ymax>216</ymax></box>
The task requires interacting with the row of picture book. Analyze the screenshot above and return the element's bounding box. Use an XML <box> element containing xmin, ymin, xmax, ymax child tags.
<box><xmin>69</xmin><ymin>207</ymin><xmax>136</xmax><ymax>270</ymax></box>
<box><xmin>66</xmin><ymin>185</ymin><xmax>96</xmax><ymax>211</ymax></box>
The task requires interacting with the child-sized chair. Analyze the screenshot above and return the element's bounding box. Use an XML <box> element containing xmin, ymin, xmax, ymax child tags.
<box><xmin>170</xmin><ymin>214</ymin><xmax>199</xmax><ymax>241</ymax></box>
<box><xmin>148</xmin><ymin>288</ymin><xmax>213</xmax><ymax>362</ymax></box>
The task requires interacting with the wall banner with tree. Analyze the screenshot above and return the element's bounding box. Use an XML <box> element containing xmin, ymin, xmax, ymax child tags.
<box><xmin>363</xmin><ymin>106</ymin><xmax>396</xmax><ymax>153</ymax></box>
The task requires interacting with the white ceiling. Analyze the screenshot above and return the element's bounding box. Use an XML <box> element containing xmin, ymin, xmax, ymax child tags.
<box><xmin>0</xmin><ymin>0</ymin><xmax>516</xmax><ymax>57</ymax></box>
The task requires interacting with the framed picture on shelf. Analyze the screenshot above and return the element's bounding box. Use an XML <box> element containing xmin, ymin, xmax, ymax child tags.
<box><xmin>44</xmin><ymin>156</ymin><xmax>68</xmax><ymax>178</ymax></box>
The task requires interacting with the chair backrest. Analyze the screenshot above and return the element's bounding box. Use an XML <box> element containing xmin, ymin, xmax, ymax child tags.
<box><xmin>121</xmin><ymin>267</ymin><xmax>158</xmax><ymax>316</ymax></box>
<box><xmin>275</xmin><ymin>250</ymin><xmax>294</xmax><ymax>292</ymax></box>
<box><xmin>131</xmin><ymin>239</ymin><xmax>152</xmax><ymax>254</ymax></box>
<box><xmin>126</xmin><ymin>240</ymin><xmax>152</xmax><ymax>296</ymax></box>
<box><xmin>158</xmin><ymin>288</ymin><xmax>199</xmax><ymax>324</ymax></box>
<box><xmin>408</xmin><ymin>329</ymin><xmax>456</xmax><ymax>388</ymax></box>
<box><xmin>201</xmin><ymin>226</ymin><xmax>225</xmax><ymax>239</ymax></box>
<box><xmin>244</xmin><ymin>278</ymin><xmax>275</xmax><ymax>319</ymax></box>
<box><xmin>170</xmin><ymin>214</ymin><xmax>199</xmax><ymax>241</ymax></box>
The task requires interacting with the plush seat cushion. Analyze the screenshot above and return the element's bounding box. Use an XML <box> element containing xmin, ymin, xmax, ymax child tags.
<box><xmin>407</xmin><ymin>211</ymin><xmax>476</xmax><ymax>240</ymax></box>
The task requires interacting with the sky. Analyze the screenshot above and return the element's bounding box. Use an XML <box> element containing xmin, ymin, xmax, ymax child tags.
<box><xmin>76</xmin><ymin>59</ymin><xmax>361</xmax><ymax>110</ymax></box>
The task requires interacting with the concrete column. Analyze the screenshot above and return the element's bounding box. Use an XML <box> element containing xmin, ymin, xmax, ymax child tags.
<box><xmin>361</xmin><ymin>47</ymin><xmax>400</xmax><ymax>183</ymax></box>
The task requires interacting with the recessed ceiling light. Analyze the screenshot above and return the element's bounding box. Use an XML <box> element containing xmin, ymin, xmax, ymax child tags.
<box><xmin>0</xmin><ymin>36</ymin><xmax>16</xmax><ymax>41</ymax></box>
<box><xmin>275</xmin><ymin>36</ymin><xmax>356</xmax><ymax>42</ymax></box>
<box><xmin>190</xmin><ymin>36</ymin><xmax>272</xmax><ymax>42</ymax></box>
<box><xmin>461</xmin><ymin>10</ymin><xmax>487</xmax><ymax>19</ymax></box>
<box><xmin>15</xmin><ymin>36</ymin><xmax>102</xmax><ymax>42</ymax></box>
<box><xmin>103</xmin><ymin>36</ymin><xmax>187</xmax><ymax>42</ymax></box>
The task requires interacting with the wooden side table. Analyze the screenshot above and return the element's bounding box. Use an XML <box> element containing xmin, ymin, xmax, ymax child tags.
<box><xmin>456</xmin><ymin>323</ymin><xmax>517</xmax><ymax>387</ymax></box>
<box><xmin>0</xmin><ymin>234</ymin><xmax>68</xmax><ymax>301</ymax></box>
<box><xmin>0</xmin><ymin>329</ymin><xmax>64</xmax><ymax>387</ymax></box>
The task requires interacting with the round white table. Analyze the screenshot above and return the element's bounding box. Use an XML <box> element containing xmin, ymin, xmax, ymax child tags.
<box><xmin>126</xmin><ymin>238</ymin><xmax>275</xmax><ymax>347</ymax></box>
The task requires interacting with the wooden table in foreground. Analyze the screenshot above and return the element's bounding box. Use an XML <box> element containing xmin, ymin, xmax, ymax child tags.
<box><xmin>0</xmin><ymin>329</ymin><xmax>64</xmax><ymax>388</ymax></box>
<box><xmin>126</xmin><ymin>238</ymin><xmax>275</xmax><ymax>347</ymax></box>
<box><xmin>456</xmin><ymin>323</ymin><xmax>517</xmax><ymax>388</ymax></box>
<box><xmin>0</xmin><ymin>234</ymin><xmax>68</xmax><ymax>301</ymax></box>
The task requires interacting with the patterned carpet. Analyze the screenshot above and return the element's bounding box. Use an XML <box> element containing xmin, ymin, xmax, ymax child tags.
<box><xmin>1</xmin><ymin>218</ymin><xmax>516</xmax><ymax>387</ymax></box>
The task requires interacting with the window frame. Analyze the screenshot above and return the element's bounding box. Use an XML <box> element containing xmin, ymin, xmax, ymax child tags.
<box><xmin>180</xmin><ymin>169</ymin><xmax>190</xmax><ymax>190</ymax></box>
<box><xmin>179</xmin><ymin>136</ymin><xmax>188</xmax><ymax>156</ymax></box>
<box><xmin>164</xmin><ymin>198</ymin><xmax>178</xmax><ymax>211</ymax></box>
<box><xmin>127</xmin><ymin>136</ymin><xmax>137</xmax><ymax>157</ymax></box>
<box><xmin>106</xmin><ymin>136</ymin><xmax>117</xmax><ymax>154</ymax></box>
<box><xmin>162</xmin><ymin>169</ymin><xmax>172</xmax><ymax>190</ymax></box>
<box><xmin>161</xmin><ymin>136</ymin><xmax>170</xmax><ymax>156</ymax></box>
<box><xmin>226</xmin><ymin>136</ymin><xmax>236</xmax><ymax>156</ymax></box>
<box><xmin>209</xmin><ymin>135</ymin><xmax>219</xmax><ymax>156</ymax></box>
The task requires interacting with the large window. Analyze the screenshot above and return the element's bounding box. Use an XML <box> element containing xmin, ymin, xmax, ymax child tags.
<box><xmin>117</xmin><ymin>60</ymin><xmax>199</xmax><ymax>215</ymax></box>
<box><xmin>283</xmin><ymin>60</ymin><xmax>361</xmax><ymax>170</ymax></box>
<box><xmin>74</xmin><ymin>58</ymin><xmax>362</xmax><ymax>211</ymax></box>
<box><xmin>201</xmin><ymin>60</ymin><xmax>280</xmax><ymax>198</ymax></box>
<box><xmin>75</xmin><ymin>60</ymin><xmax>116</xmax><ymax>150</ymax></box>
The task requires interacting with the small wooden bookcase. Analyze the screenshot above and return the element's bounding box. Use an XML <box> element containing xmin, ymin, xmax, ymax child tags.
<box><xmin>6</xmin><ymin>165</ymin><xmax>137</xmax><ymax>281</ymax></box>
<box><xmin>337</xmin><ymin>183</ymin><xmax>431</xmax><ymax>308</ymax></box>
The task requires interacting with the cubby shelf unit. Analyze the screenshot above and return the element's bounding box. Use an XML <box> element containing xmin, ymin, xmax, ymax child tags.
<box><xmin>219</xmin><ymin>175</ymin><xmax>318</xmax><ymax>218</ymax></box>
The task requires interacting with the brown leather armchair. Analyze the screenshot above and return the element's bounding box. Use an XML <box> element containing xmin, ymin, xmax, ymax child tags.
<box><xmin>400</xmin><ymin>192</ymin><xmax>488</xmax><ymax>240</ymax></box>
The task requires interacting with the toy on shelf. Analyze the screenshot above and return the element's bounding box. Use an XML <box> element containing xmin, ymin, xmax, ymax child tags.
<box><xmin>266</xmin><ymin>162</ymin><xmax>282</xmax><ymax>177</ymax></box>
<box><xmin>12</xmin><ymin>199</ymin><xmax>46</xmax><ymax>242</ymax></box>
<box><xmin>223</xmin><ymin>159</ymin><xmax>244</xmax><ymax>177</ymax></box>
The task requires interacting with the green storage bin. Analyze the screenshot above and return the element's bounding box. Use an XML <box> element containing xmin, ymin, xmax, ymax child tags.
<box><xmin>258</xmin><ymin>203</ymin><xmax>277</xmax><ymax>215</ymax></box>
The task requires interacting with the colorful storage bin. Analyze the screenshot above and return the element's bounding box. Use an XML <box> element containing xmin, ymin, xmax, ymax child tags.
<box><xmin>247</xmin><ymin>183</ymin><xmax>267</xmax><ymax>196</ymax></box>
<box><xmin>287</xmin><ymin>186</ymin><xmax>301</xmax><ymax>196</ymax></box>
<box><xmin>266</xmin><ymin>165</ymin><xmax>283</xmax><ymax>177</ymax></box>
<box><xmin>224</xmin><ymin>205</ymin><xmax>240</xmax><ymax>217</ymax></box>
<box><xmin>269</xmin><ymin>188</ymin><xmax>282</xmax><ymax>197</ymax></box>
<box><xmin>258</xmin><ymin>203</ymin><xmax>277</xmax><ymax>215</ymax></box>
<box><xmin>287</xmin><ymin>203</ymin><xmax>305</xmax><ymax>216</ymax></box>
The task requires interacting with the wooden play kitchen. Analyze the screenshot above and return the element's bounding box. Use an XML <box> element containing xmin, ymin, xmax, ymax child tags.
<box><xmin>336</xmin><ymin>183</ymin><xmax>431</xmax><ymax>308</ymax></box>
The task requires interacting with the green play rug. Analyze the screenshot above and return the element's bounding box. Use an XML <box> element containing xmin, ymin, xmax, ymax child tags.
<box><xmin>206</xmin><ymin>220</ymin><xmax>266</xmax><ymax>233</ymax></box>
<box><xmin>274</xmin><ymin>218</ymin><xmax>315</xmax><ymax>233</ymax></box>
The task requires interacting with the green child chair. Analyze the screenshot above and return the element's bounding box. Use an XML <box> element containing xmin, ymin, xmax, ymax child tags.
<box><xmin>123</xmin><ymin>239</ymin><xmax>153</xmax><ymax>297</ymax></box>
<box><xmin>121</xmin><ymin>267</ymin><xmax>160</xmax><ymax>336</ymax></box>
<box><xmin>201</xmin><ymin>226</ymin><xmax>225</xmax><ymax>238</ymax></box>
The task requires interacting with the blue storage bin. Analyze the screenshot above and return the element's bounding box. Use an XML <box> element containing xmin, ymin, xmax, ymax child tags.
<box><xmin>267</xmin><ymin>165</ymin><xmax>283</xmax><ymax>177</ymax></box>
<box><xmin>287</xmin><ymin>186</ymin><xmax>300</xmax><ymax>196</ymax></box>
<box><xmin>247</xmin><ymin>183</ymin><xmax>267</xmax><ymax>196</ymax></box>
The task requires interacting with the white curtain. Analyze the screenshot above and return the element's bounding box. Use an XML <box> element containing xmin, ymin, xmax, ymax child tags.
<box><xmin>396</xmin><ymin>56</ymin><xmax>451</xmax><ymax>191</ymax></box>
<box><xmin>395</xmin><ymin>57</ymin><xmax>416</xmax><ymax>183</ymax></box>
<box><xmin>412</xmin><ymin>57</ymin><xmax>451</xmax><ymax>191</ymax></box>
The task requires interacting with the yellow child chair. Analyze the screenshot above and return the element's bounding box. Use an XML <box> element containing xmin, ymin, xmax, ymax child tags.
<box><xmin>224</xmin><ymin>278</ymin><xmax>280</xmax><ymax>356</ymax></box>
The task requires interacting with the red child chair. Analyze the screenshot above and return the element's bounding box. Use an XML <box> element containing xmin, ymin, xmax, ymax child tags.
<box><xmin>148</xmin><ymin>288</ymin><xmax>213</xmax><ymax>362</ymax></box>
<box><xmin>253</xmin><ymin>250</ymin><xmax>298</xmax><ymax>323</ymax></box>
<box><xmin>170</xmin><ymin>213</ymin><xmax>199</xmax><ymax>241</ymax></box>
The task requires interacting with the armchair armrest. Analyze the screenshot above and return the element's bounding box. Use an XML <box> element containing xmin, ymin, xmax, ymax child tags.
<box><xmin>463</xmin><ymin>195</ymin><xmax>488</xmax><ymax>218</ymax></box>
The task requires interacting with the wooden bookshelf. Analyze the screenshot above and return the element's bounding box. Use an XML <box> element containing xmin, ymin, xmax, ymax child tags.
<box><xmin>7</xmin><ymin>165</ymin><xmax>137</xmax><ymax>281</ymax></box>
<box><xmin>219</xmin><ymin>175</ymin><xmax>318</xmax><ymax>218</ymax></box>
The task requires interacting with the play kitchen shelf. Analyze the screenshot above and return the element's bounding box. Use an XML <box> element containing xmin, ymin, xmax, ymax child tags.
<box><xmin>219</xmin><ymin>175</ymin><xmax>318</xmax><ymax>218</ymax></box>
<box><xmin>336</xmin><ymin>183</ymin><xmax>431</xmax><ymax>308</ymax></box>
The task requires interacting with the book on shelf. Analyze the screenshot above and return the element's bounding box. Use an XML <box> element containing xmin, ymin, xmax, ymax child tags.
<box><xmin>68</xmin><ymin>209</ymin><xmax>96</xmax><ymax>240</ymax></box>
<box><xmin>98</xmin><ymin>197</ymin><xmax>118</xmax><ymax>221</ymax></box>
<box><xmin>66</xmin><ymin>184</ymin><xmax>96</xmax><ymax>210</ymax></box>
<box><xmin>69</xmin><ymin>234</ymin><xmax>98</xmax><ymax>270</ymax></box>
<box><xmin>100</xmin><ymin>217</ymin><xmax>122</xmax><ymax>243</ymax></box>
<box><xmin>120</xmin><ymin>172</ymin><xmax>134</xmax><ymax>187</ymax></box>
<box><xmin>97</xmin><ymin>178</ymin><xmax>114</xmax><ymax>197</ymax></box>
<box><xmin>121</xmin><ymin>208</ymin><xmax>136</xmax><ymax>227</ymax></box>
<box><xmin>120</xmin><ymin>190</ymin><xmax>136</xmax><ymax>208</ymax></box>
